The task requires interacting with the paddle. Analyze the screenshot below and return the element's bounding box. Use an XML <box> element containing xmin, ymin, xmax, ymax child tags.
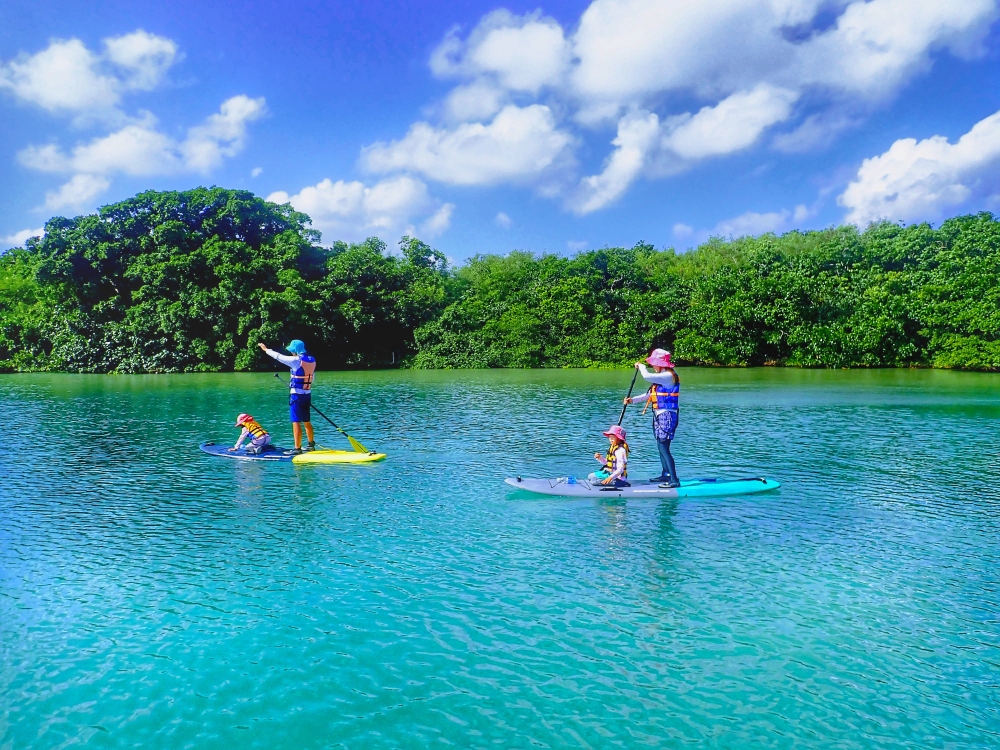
<box><xmin>617</xmin><ymin>366</ymin><xmax>639</xmax><ymax>426</ymax></box>
<box><xmin>273</xmin><ymin>373</ymin><xmax>370</xmax><ymax>453</ymax></box>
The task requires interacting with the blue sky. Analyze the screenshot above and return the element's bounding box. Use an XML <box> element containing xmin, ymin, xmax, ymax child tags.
<box><xmin>3</xmin><ymin>0</ymin><xmax>1000</xmax><ymax>259</ymax></box>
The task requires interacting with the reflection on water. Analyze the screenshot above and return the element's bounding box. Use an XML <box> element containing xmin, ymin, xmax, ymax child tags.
<box><xmin>2</xmin><ymin>368</ymin><xmax>999</xmax><ymax>749</ymax></box>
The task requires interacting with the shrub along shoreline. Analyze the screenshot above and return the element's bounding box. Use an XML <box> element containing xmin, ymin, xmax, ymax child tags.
<box><xmin>1</xmin><ymin>187</ymin><xmax>998</xmax><ymax>373</ymax></box>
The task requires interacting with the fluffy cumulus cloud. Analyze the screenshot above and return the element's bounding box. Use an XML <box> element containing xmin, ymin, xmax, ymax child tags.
<box><xmin>668</xmin><ymin>204</ymin><xmax>811</xmax><ymax>246</ymax></box>
<box><xmin>431</xmin><ymin>10</ymin><xmax>568</xmax><ymax>94</ymax></box>
<box><xmin>0</xmin><ymin>31</ymin><xmax>179</xmax><ymax>118</ymax></box>
<box><xmin>839</xmin><ymin>109</ymin><xmax>1000</xmax><ymax>226</ymax></box>
<box><xmin>570</xmin><ymin>0</ymin><xmax>809</xmax><ymax>114</ymax></box>
<box><xmin>102</xmin><ymin>30</ymin><xmax>179</xmax><ymax>91</ymax></box>
<box><xmin>18</xmin><ymin>95</ymin><xmax>266</xmax><ymax>210</ymax></box>
<box><xmin>182</xmin><ymin>95</ymin><xmax>268</xmax><ymax>172</ymax></box>
<box><xmin>362</xmin><ymin>104</ymin><xmax>573</xmax><ymax>186</ymax></box>
<box><xmin>569</xmin><ymin>85</ymin><xmax>798</xmax><ymax>213</ymax></box>
<box><xmin>377</xmin><ymin>0</ymin><xmax>998</xmax><ymax>215</ymax></box>
<box><xmin>2</xmin><ymin>226</ymin><xmax>45</xmax><ymax>249</ymax></box>
<box><xmin>43</xmin><ymin>174</ymin><xmax>111</xmax><ymax>211</ymax></box>
<box><xmin>796</xmin><ymin>0</ymin><xmax>997</xmax><ymax>96</ymax></box>
<box><xmin>712</xmin><ymin>205</ymin><xmax>810</xmax><ymax>237</ymax></box>
<box><xmin>662</xmin><ymin>85</ymin><xmax>798</xmax><ymax>161</ymax></box>
<box><xmin>442</xmin><ymin>81</ymin><xmax>507</xmax><ymax>123</ymax></box>
<box><xmin>267</xmin><ymin>175</ymin><xmax>453</xmax><ymax>242</ymax></box>
<box><xmin>771</xmin><ymin>111</ymin><xmax>861</xmax><ymax>154</ymax></box>
<box><xmin>420</xmin><ymin>203</ymin><xmax>455</xmax><ymax>237</ymax></box>
<box><xmin>570</xmin><ymin>0</ymin><xmax>996</xmax><ymax>114</ymax></box>
<box><xmin>2</xmin><ymin>31</ymin><xmax>264</xmax><ymax>215</ymax></box>
<box><xmin>571</xmin><ymin>110</ymin><xmax>660</xmax><ymax>214</ymax></box>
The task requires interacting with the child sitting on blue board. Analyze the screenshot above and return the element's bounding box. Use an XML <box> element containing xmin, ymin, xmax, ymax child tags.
<box><xmin>590</xmin><ymin>425</ymin><xmax>630</xmax><ymax>487</ymax></box>
<box><xmin>230</xmin><ymin>413</ymin><xmax>272</xmax><ymax>454</ymax></box>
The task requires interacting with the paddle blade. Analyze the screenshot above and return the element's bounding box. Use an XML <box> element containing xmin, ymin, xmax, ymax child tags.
<box><xmin>347</xmin><ymin>435</ymin><xmax>369</xmax><ymax>453</ymax></box>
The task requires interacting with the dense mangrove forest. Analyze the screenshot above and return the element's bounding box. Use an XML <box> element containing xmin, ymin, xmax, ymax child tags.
<box><xmin>1</xmin><ymin>187</ymin><xmax>998</xmax><ymax>372</ymax></box>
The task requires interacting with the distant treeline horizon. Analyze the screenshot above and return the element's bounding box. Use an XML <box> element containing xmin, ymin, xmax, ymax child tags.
<box><xmin>1</xmin><ymin>187</ymin><xmax>998</xmax><ymax>373</ymax></box>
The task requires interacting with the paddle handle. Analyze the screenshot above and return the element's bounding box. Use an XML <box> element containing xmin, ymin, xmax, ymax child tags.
<box><xmin>617</xmin><ymin>367</ymin><xmax>639</xmax><ymax>425</ymax></box>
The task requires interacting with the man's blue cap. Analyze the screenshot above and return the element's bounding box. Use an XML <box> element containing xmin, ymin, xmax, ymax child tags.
<box><xmin>287</xmin><ymin>339</ymin><xmax>306</xmax><ymax>354</ymax></box>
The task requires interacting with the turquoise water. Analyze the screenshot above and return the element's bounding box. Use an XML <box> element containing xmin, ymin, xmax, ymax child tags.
<box><xmin>2</xmin><ymin>369</ymin><xmax>999</xmax><ymax>748</ymax></box>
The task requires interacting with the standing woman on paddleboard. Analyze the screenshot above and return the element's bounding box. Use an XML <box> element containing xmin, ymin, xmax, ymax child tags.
<box><xmin>258</xmin><ymin>339</ymin><xmax>316</xmax><ymax>455</ymax></box>
<box><xmin>623</xmin><ymin>348</ymin><xmax>680</xmax><ymax>487</ymax></box>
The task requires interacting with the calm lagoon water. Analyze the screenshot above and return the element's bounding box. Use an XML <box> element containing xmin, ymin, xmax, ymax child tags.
<box><xmin>2</xmin><ymin>368</ymin><xmax>999</xmax><ymax>749</ymax></box>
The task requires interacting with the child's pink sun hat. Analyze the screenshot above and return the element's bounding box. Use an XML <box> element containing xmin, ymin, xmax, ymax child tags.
<box><xmin>602</xmin><ymin>424</ymin><xmax>627</xmax><ymax>440</ymax></box>
<box><xmin>236</xmin><ymin>413</ymin><xmax>253</xmax><ymax>427</ymax></box>
<box><xmin>646</xmin><ymin>348</ymin><xmax>674</xmax><ymax>368</ymax></box>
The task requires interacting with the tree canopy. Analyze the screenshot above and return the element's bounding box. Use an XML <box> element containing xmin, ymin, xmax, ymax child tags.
<box><xmin>1</xmin><ymin>187</ymin><xmax>998</xmax><ymax>372</ymax></box>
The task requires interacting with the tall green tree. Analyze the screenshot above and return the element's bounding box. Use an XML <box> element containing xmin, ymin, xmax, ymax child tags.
<box><xmin>2</xmin><ymin>188</ymin><xmax>999</xmax><ymax>373</ymax></box>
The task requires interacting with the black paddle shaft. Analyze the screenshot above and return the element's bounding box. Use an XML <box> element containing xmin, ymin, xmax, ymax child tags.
<box><xmin>617</xmin><ymin>367</ymin><xmax>640</xmax><ymax>425</ymax></box>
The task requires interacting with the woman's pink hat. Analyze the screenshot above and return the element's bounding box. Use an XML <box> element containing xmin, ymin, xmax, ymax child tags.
<box><xmin>602</xmin><ymin>424</ymin><xmax>627</xmax><ymax>440</ymax></box>
<box><xmin>236</xmin><ymin>413</ymin><xmax>252</xmax><ymax>427</ymax></box>
<box><xmin>646</xmin><ymin>348</ymin><xmax>673</xmax><ymax>367</ymax></box>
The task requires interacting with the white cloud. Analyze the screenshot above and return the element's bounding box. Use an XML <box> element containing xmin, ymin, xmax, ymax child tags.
<box><xmin>772</xmin><ymin>112</ymin><xmax>860</xmax><ymax>154</ymax></box>
<box><xmin>251</xmin><ymin>167</ymin><xmax>263</xmax><ymax>177</ymax></box>
<box><xmin>1</xmin><ymin>227</ymin><xmax>45</xmax><ymax>248</ymax></box>
<box><xmin>19</xmin><ymin>96</ymin><xmax>265</xmax><ymax>210</ymax></box>
<box><xmin>710</xmin><ymin>203</ymin><xmax>812</xmax><ymax>237</ymax></box>
<box><xmin>361</xmin><ymin>104</ymin><xmax>573</xmax><ymax>186</ymax></box>
<box><xmin>569</xmin><ymin>86</ymin><xmax>797</xmax><ymax>214</ymax></box>
<box><xmin>43</xmin><ymin>174</ymin><xmax>111</xmax><ymax>211</ymax></box>
<box><xmin>663</xmin><ymin>85</ymin><xmax>798</xmax><ymax>161</ymax></box>
<box><xmin>103</xmin><ymin>30</ymin><xmax>179</xmax><ymax>91</ymax></box>
<box><xmin>671</xmin><ymin>203</ymin><xmax>814</xmax><ymax>244</ymax></box>
<box><xmin>571</xmin><ymin>109</ymin><xmax>660</xmax><ymax>214</ymax></box>
<box><xmin>570</xmin><ymin>0</ymin><xmax>817</xmax><ymax>118</ymax></box>
<box><xmin>494</xmin><ymin>211</ymin><xmax>511</xmax><ymax>228</ymax></box>
<box><xmin>21</xmin><ymin>114</ymin><xmax>179</xmax><ymax>175</ymax></box>
<box><xmin>342</xmin><ymin>0</ymin><xmax>999</xmax><ymax>238</ymax></box>
<box><xmin>569</xmin><ymin>0</ymin><xmax>995</xmax><ymax>117</ymax></box>
<box><xmin>268</xmin><ymin>175</ymin><xmax>451</xmax><ymax>242</ymax></box>
<box><xmin>713</xmin><ymin>209</ymin><xmax>793</xmax><ymax>237</ymax></box>
<box><xmin>0</xmin><ymin>31</ymin><xmax>179</xmax><ymax>118</ymax></box>
<box><xmin>431</xmin><ymin>10</ymin><xmax>568</xmax><ymax>94</ymax></box>
<box><xmin>361</xmin><ymin>0</ymin><xmax>997</xmax><ymax>220</ymax></box>
<box><xmin>20</xmin><ymin>96</ymin><xmax>264</xmax><ymax>178</ymax></box>
<box><xmin>420</xmin><ymin>203</ymin><xmax>455</xmax><ymax>237</ymax></box>
<box><xmin>181</xmin><ymin>95</ymin><xmax>267</xmax><ymax>172</ymax></box>
<box><xmin>839</xmin><ymin>109</ymin><xmax>1000</xmax><ymax>226</ymax></box>
<box><xmin>443</xmin><ymin>80</ymin><xmax>506</xmax><ymax>122</ymax></box>
<box><xmin>0</xmin><ymin>38</ymin><xmax>118</xmax><ymax>114</ymax></box>
<box><xmin>796</xmin><ymin>0</ymin><xmax>998</xmax><ymax>97</ymax></box>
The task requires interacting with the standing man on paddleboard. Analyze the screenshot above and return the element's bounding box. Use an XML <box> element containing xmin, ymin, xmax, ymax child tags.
<box><xmin>623</xmin><ymin>348</ymin><xmax>680</xmax><ymax>487</ymax></box>
<box><xmin>258</xmin><ymin>339</ymin><xmax>316</xmax><ymax>455</ymax></box>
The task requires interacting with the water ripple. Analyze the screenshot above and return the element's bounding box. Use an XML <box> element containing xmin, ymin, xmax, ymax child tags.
<box><xmin>2</xmin><ymin>369</ymin><xmax>999</xmax><ymax>748</ymax></box>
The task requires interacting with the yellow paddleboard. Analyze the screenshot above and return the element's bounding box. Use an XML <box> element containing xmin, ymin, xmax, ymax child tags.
<box><xmin>200</xmin><ymin>442</ymin><xmax>386</xmax><ymax>464</ymax></box>
<box><xmin>291</xmin><ymin>449</ymin><xmax>386</xmax><ymax>464</ymax></box>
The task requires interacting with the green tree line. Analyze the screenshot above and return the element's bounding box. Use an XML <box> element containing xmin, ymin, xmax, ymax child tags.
<box><xmin>1</xmin><ymin>187</ymin><xmax>998</xmax><ymax>373</ymax></box>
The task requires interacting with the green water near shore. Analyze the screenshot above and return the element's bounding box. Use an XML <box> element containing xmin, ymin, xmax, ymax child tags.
<box><xmin>2</xmin><ymin>369</ymin><xmax>999</xmax><ymax>748</ymax></box>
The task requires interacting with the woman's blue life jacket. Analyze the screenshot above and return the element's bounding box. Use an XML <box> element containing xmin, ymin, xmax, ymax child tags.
<box><xmin>646</xmin><ymin>379</ymin><xmax>679</xmax><ymax>412</ymax></box>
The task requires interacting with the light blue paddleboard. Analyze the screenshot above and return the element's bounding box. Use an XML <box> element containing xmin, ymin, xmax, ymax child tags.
<box><xmin>505</xmin><ymin>476</ymin><xmax>780</xmax><ymax>498</ymax></box>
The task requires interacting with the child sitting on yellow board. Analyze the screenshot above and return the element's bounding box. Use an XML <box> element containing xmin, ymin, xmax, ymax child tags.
<box><xmin>230</xmin><ymin>413</ymin><xmax>272</xmax><ymax>454</ymax></box>
<box><xmin>589</xmin><ymin>424</ymin><xmax>630</xmax><ymax>487</ymax></box>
